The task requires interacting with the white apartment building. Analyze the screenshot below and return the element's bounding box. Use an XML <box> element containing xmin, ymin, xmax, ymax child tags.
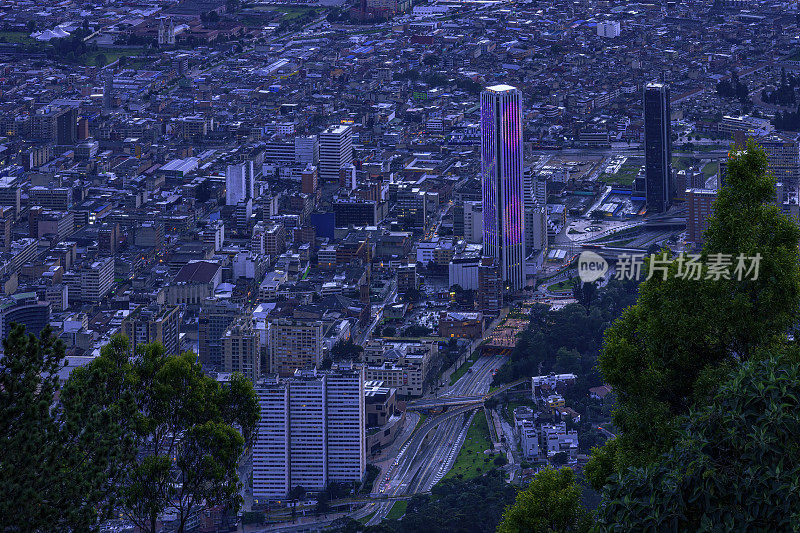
<box><xmin>295</xmin><ymin>135</ymin><xmax>319</xmax><ymax>167</ymax></box>
<box><xmin>541</xmin><ymin>422</ymin><xmax>579</xmax><ymax>458</ymax></box>
<box><xmin>288</xmin><ymin>376</ymin><xmax>327</xmax><ymax>491</ymax></box>
<box><xmin>463</xmin><ymin>200</ymin><xmax>483</xmax><ymax>244</ymax></box>
<box><xmin>226</xmin><ymin>160</ymin><xmax>255</xmax><ymax>206</ymax></box>
<box><xmin>201</xmin><ymin>220</ymin><xmax>225</xmax><ymax>252</ymax></box>
<box><xmin>525</xmin><ymin>207</ymin><xmax>548</xmax><ymax>255</ymax></box>
<box><xmin>362</xmin><ymin>341</ymin><xmax>435</xmax><ymax>397</ymax></box>
<box><xmin>81</xmin><ymin>257</ymin><xmax>114</xmax><ymax>302</ymax></box>
<box><xmin>319</xmin><ymin>125</ymin><xmax>353</xmax><ymax>182</ymax></box>
<box><xmin>253</xmin><ymin>368</ymin><xmax>365</xmax><ymax>502</ymax></box>
<box><xmin>326</xmin><ymin>368</ymin><xmax>366</xmax><ymax>481</ymax></box>
<box><xmin>596</xmin><ymin>20</ymin><xmax>621</xmax><ymax>38</ymax></box>
<box><xmin>519</xmin><ymin>420</ymin><xmax>539</xmax><ymax>460</ymax></box>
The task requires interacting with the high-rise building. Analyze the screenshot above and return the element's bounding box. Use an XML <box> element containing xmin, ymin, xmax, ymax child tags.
<box><xmin>395</xmin><ymin>183</ymin><xmax>427</xmax><ymax>230</ymax></box>
<box><xmin>200</xmin><ymin>220</ymin><xmax>225</xmax><ymax>252</ymax></box>
<box><xmin>644</xmin><ymin>83</ymin><xmax>672</xmax><ymax>213</ymax></box>
<box><xmin>301</xmin><ymin>165</ymin><xmax>318</xmax><ymax>195</ymax></box>
<box><xmin>253</xmin><ymin>367</ymin><xmax>365</xmax><ymax>501</ymax></box>
<box><xmin>226</xmin><ymin>161</ymin><xmax>255</xmax><ymax>206</ymax></box>
<box><xmin>0</xmin><ymin>177</ymin><xmax>21</xmax><ymax>219</ymax></box>
<box><xmin>325</xmin><ymin>368</ymin><xmax>366</xmax><ymax>481</ymax></box>
<box><xmin>524</xmin><ymin>167</ymin><xmax>547</xmax><ymax>208</ymax></box>
<box><xmin>524</xmin><ymin>206</ymin><xmax>548</xmax><ymax>254</ymax></box>
<box><xmin>397</xmin><ymin>263</ymin><xmax>418</xmax><ymax>293</ymax></box>
<box><xmin>56</xmin><ymin>107</ymin><xmax>78</xmax><ymax>146</ymax></box>
<box><xmin>198</xmin><ymin>297</ymin><xmax>241</xmax><ymax>371</ymax></box>
<box><xmin>481</xmin><ymin>84</ymin><xmax>525</xmax><ymax>290</ymax></box>
<box><xmin>77</xmin><ymin>116</ymin><xmax>89</xmax><ymax>140</ymax></box>
<box><xmin>477</xmin><ymin>256</ymin><xmax>502</xmax><ymax>316</ymax></box>
<box><xmin>122</xmin><ymin>304</ymin><xmax>181</xmax><ymax>356</ymax></box>
<box><xmin>0</xmin><ymin>294</ymin><xmax>50</xmax><ymax>341</ymax></box>
<box><xmin>223</xmin><ymin>317</ymin><xmax>261</xmax><ymax>381</ymax></box>
<box><xmin>30</xmin><ymin>186</ymin><xmax>73</xmax><ymax>211</ymax></box>
<box><xmin>760</xmin><ymin>133</ymin><xmax>800</xmax><ymax>186</ymax></box>
<box><xmin>319</xmin><ymin>125</ymin><xmax>353</xmax><ymax>183</ymax></box>
<box><xmin>268</xmin><ymin>318</ymin><xmax>323</xmax><ymax>376</ymax></box>
<box><xmin>295</xmin><ymin>135</ymin><xmax>319</xmax><ymax>167</ymax></box>
<box><xmin>463</xmin><ymin>200</ymin><xmax>483</xmax><ymax>244</ymax></box>
<box><xmin>103</xmin><ymin>74</ymin><xmax>113</xmax><ymax>111</ymax></box>
<box><xmin>74</xmin><ymin>257</ymin><xmax>114</xmax><ymax>302</ymax></box>
<box><xmin>686</xmin><ymin>188</ymin><xmax>717</xmax><ymax>245</ymax></box>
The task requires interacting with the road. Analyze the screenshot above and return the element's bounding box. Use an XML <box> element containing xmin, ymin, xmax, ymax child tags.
<box><xmin>358</xmin><ymin>280</ymin><xmax>396</xmax><ymax>344</ymax></box>
<box><xmin>357</xmin><ymin>355</ymin><xmax>506</xmax><ymax>525</ymax></box>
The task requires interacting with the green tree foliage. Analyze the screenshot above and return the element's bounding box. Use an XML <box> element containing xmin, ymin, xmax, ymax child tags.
<box><xmin>492</xmin><ymin>279</ymin><xmax>638</xmax><ymax>386</ymax></box>
<box><xmin>396</xmin><ymin>470</ymin><xmax>517</xmax><ymax>532</ymax></box>
<box><xmin>331</xmin><ymin>339</ymin><xmax>365</xmax><ymax>360</ymax></box>
<box><xmin>761</xmin><ymin>67</ymin><xmax>798</xmax><ymax>106</ymax></box>
<box><xmin>0</xmin><ymin>326</ymin><xmax>138</xmax><ymax>530</ymax></box>
<box><xmin>716</xmin><ymin>71</ymin><xmax>749</xmax><ymax>103</ymax></box>
<box><xmin>121</xmin><ymin>342</ymin><xmax>258</xmax><ymax>533</ymax></box>
<box><xmin>591</xmin><ymin>141</ymin><xmax>800</xmax><ymax>487</ymax></box>
<box><xmin>0</xmin><ymin>327</ymin><xmax>259</xmax><ymax>533</ymax></box>
<box><xmin>497</xmin><ymin>467</ymin><xmax>591</xmax><ymax>533</ymax></box>
<box><xmin>596</xmin><ymin>355</ymin><xmax>800</xmax><ymax>530</ymax></box>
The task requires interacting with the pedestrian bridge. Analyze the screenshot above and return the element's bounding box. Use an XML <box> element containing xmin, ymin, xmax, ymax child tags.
<box><xmin>407</xmin><ymin>378</ymin><xmax>529</xmax><ymax>410</ymax></box>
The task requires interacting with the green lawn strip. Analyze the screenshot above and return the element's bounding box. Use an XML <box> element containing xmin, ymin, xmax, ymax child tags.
<box><xmin>0</xmin><ymin>31</ymin><xmax>41</xmax><ymax>45</ymax></box>
<box><xmin>442</xmin><ymin>413</ymin><xmax>494</xmax><ymax>482</ymax></box>
<box><xmin>448</xmin><ymin>352</ymin><xmax>480</xmax><ymax>385</ymax></box>
<box><xmin>386</xmin><ymin>500</ymin><xmax>408</xmax><ymax>520</ymax></box>
<box><xmin>84</xmin><ymin>48</ymin><xmax>145</xmax><ymax>66</ymax></box>
<box><xmin>413</xmin><ymin>411</ymin><xmax>428</xmax><ymax>431</ymax></box>
<box><xmin>358</xmin><ymin>511</ymin><xmax>377</xmax><ymax>525</ymax></box>
<box><xmin>703</xmin><ymin>161</ymin><xmax>719</xmax><ymax>177</ymax></box>
<box><xmin>546</xmin><ymin>279</ymin><xmax>572</xmax><ymax>292</ymax></box>
<box><xmin>601</xmin><ymin>158</ymin><xmax>643</xmax><ymax>186</ymax></box>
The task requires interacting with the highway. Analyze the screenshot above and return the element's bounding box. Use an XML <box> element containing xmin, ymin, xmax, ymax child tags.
<box><xmin>355</xmin><ymin>355</ymin><xmax>506</xmax><ymax>525</ymax></box>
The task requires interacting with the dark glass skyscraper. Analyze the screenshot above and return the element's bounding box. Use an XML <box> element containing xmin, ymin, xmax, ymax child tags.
<box><xmin>644</xmin><ymin>83</ymin><xmax>672</xmax><ymax>213</ymax></box>
<box><xmin>481</xmin><ymin>84</ymin><xmax>525</xmax><ymax>290</ymax></box>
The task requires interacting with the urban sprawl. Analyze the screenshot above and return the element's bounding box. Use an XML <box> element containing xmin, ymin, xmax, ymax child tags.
<box><xmin>0</xmin><ymin>0</ymin><xmax>798</xmax><ymax>530</ymax></box>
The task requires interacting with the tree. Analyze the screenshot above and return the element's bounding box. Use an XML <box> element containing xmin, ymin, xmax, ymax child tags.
<box><xmin>315</xmin><ymin>492</ymin><xmax>330</xmax><ymax>516</ymax></box>
<box><xmin>551</xmin><ymin>451</ymin><xmax>569</xmax><ymax>466</ymax></box>
<box><xmin>402</xmin><ymin>324</ymin><xmax>432</xmax><ymax>337</ymax></box>
<box><xmin>0</xmin><ymin>327</ymin><xmax>137</xmax><ymax>531</ymax></box>
<box><xmin>331</xmin><ymin>339</ymin><xmax>364</xmax><ymax>360</ymax></box>
<box><xmin>554</xmin><ymin>346</ymin><xmax>581</xmax><ymax>375</ymax></box>
<box><xmin>289</xmin><ymin>485</ymin><xmax>307</xmax><ymax>501</ymax></box>
<box><xmin>571</xmin><ymin>278</ymin><xmax>596</xmax><ymax>308</ymax></box>
<box><xmin>121</xmin><ymin>342</ymin><xmax>259</xmax><ymax>533</ymax></box>
<box><xmin>590</xmin><ymin>141</ymin><xmax>800</xmax><ymax>487</ymax></box>
<box><xmin>399</xmin><ymin>470</ymin><xmax>517</xmax><ymax>532</ymax></box>
<box><xmin>596</xmin><ymin>354</ymin><xmax>800</xmax><ymax>530</ymax></box>
<box><xmin>402</xmin><ymin>287</ymin><xmax>421</xmax><ymax>302</ymax></box>
<box><xmin>95</xmin><ymin>52</ymin><xmax>108</xmax><ymax>67</ymax></box>
<box><xmin>497</xmin><ymin>467</ymin><xmax>591</xmax><ymax>533</ymax></box>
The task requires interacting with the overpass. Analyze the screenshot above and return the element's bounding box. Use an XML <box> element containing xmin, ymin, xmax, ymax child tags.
<box><xmin>407</xmin><ymin>377</ymin><xmax>529</xmax><ymax>410</ymax></box>
<box><xmin>643</xmin><ymin>216</ymin><xmax>686</xmax><ymax>229</ymax></box>
<box><xmin>580</xmin><ymin>244</ymin><xmax>648</xmax><ymax>262</ymax></box>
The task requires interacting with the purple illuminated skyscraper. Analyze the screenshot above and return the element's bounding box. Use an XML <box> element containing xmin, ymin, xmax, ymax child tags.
<box><xmin>481</xmin><ymin>84</ymin><xmax>525</xmax><ymax>290</ymax></box>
